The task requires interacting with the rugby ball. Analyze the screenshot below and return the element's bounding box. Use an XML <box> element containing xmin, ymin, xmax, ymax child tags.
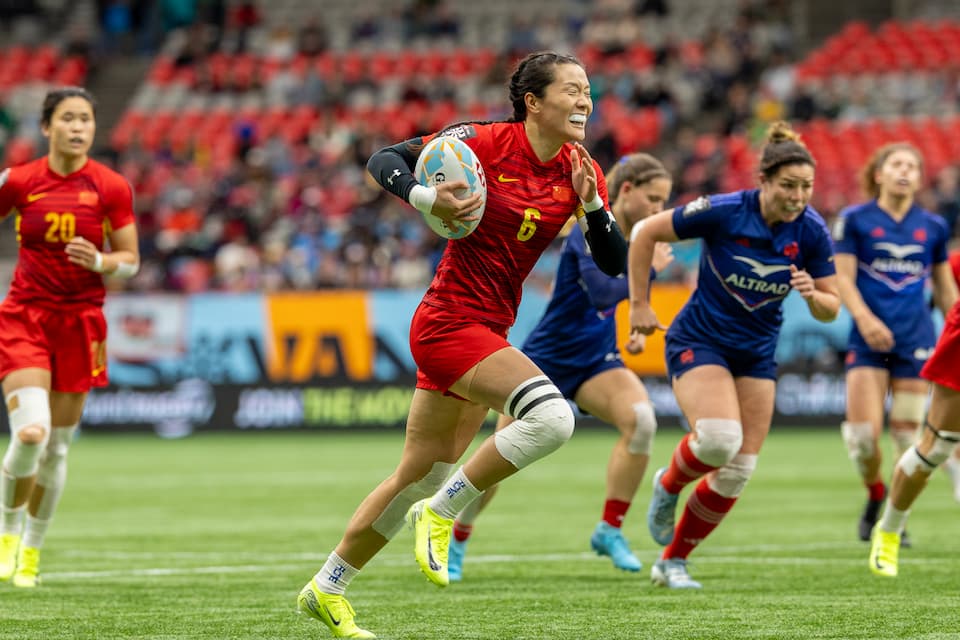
<box><xmin>414</xmin><ymin>135</ymin><xmax>486</xmax><ymax>239</ymax></box>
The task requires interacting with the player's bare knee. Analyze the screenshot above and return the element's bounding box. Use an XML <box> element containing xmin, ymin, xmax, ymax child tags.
<box><xmin>496</xmin><ymin>376</ymin><xmax>573</xmax><ymax>469</ymax></box>
<box><xmin>627</xmin><ymin>401</ymin><xmax>657</xmax><ymax>455</ymax></box>
<box><xmin>16</xmin><ymin>424</ymin><xmax>47</xmax><ymax>444</ymax></box>
<box><xmin>707</xmin><ymin>453</ymin><xmax>757</xmax><ymax>498</ymax></box>
<box><xmin>689</xmin><ymin>418</ymin><xmax>742</xmax><ymax>467</ymax></box>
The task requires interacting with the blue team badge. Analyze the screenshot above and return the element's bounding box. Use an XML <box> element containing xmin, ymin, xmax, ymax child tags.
<box><xmin>683</xmin><ymin>196</ymin><xmax>711</xmax><ymax>217</ymax></box>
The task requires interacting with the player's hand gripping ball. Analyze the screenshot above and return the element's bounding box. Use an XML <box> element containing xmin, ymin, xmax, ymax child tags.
<box><xmin>414</xmin><ymin>135</ymin><xmax>486</xmax><ymax>239</ymax></box>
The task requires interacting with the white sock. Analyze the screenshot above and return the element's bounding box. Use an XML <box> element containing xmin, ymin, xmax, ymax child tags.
<box><xmin>313</xmin><ymin>551</ymin><xmax>359</xmax><ymax>595</ymax></box>
<box><xmin>455</xmin><ymin>493</ymin><xmax>485</xmax><ymax>525</ymax></box>
<box><xmin>1</xmin><ymin>505</ymin><xmax>24</xmax><ymax>536</ymax></box>
<box><xmin>878</xmin><ymin>503</ymin><xmax>909</xmax><ymax>534</ymax></box>
<box><xmin>429</xmin><ymin>467</ymin><xmax>481</xmax><ymax>520</ymax></box>
<box><xmin>22</xmin><ymin>515</ymin><xmax>50</xmax><ymax>549</ymax></box>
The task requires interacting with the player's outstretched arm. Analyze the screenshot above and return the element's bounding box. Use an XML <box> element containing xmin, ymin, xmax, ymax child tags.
<box><xmin>570</xmin><ymin>143</ymin><xmax>626</xmax><ymax>276</ymax></box>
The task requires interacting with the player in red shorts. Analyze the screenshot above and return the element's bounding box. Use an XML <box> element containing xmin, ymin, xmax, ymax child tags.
<box><xmin>296</xmin><ymin>51</ymin><xmax>627</xmax><ymax>639</ymax></box>
<box><xmin>0</xmin><ymin>87</ymin><xmax>139</xmax><ymax>588</ymax></box>
<box><xmin>869</xmin><ymin>296</ymin><xmax>960</xmax><ymax>576</ymax></box>
<box><xmin>943</xmin><ymin>247</ymin><xmax>960</xmax><ymax>500</ymax></box>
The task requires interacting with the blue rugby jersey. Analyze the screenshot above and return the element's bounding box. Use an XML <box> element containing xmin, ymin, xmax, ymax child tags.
<box><xmin>668</xmin><ymin>190</ymin><xmax>836</xmax><ymax>359</ymax></box>
<box><xmin>832</xmin><ymin>200</ymin><xmax>950</xmax><ymax>353</ymax></box>
<box><xmin>522</xmin><ymin>225</ymin><xmax>628</xmax><ymax>369</ymax></box>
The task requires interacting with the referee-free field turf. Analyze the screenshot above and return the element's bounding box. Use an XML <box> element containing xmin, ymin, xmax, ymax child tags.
<box><xmin>1</xmin><ymin>427</ymin><xmax>958</xmax><ymax>640</ymax></box>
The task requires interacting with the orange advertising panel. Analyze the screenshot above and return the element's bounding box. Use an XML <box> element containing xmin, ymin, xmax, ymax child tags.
<box><xmin>615</xmin><ymin>283</ymin><xmax>693</xmax><ymax>376</ymax></box>
<box><xmin>265</xmin><ymin>292</ymin><xmax>374</xmax><ymax>382</ymax></box>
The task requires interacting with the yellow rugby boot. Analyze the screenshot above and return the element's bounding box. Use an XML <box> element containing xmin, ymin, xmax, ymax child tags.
<box><xmin>12</xmin><ymin>545</ymin><xmax>40</xmax><ymax>588</ymax></box>
<box><xmin>297</xmin><ymin>579</ymin><xmax>375</xmax><ymax>638</ymax></box>
<box><xmin>407</xmin><ymin>499</ymin><xmax>452</xmax><ymax>587</ymax></box>
<box><xmin>0</xmin><ymin>533</ymin><xmax>19</xmax><ymax>581</ymax></box>
<box><xmin>869</xmin><ymin>527</ymin><xmax>900</xmax><ymax>578</ymax></box>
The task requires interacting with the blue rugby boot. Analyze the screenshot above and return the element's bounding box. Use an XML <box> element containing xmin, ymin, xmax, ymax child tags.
<box><xmin>590</xmin><ymin>521</ymin><xmax>641</xmax><ymax>572</ymax></box>
<box><xmin>648</xmin><ymin>467</ymin><xmax>679</xmax><ymax>546</ymax></box>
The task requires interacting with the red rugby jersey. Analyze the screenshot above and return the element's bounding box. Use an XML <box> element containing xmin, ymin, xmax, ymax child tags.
<box><xmin>421</xmin><ymin>121</ymin><xmax>609</xmax><ymax>326</ymax></box>
<box><xmin>0</xmin><ymin>157</ymin><xmax>135</xmax><ymax>308</ymax></box>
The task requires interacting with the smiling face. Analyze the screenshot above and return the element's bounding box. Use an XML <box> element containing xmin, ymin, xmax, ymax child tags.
<box><xmin>760</xmin><ymin>162</ymin><xmax>815</xmax><ymax>225</ymax></box>
<box><xmin>42</xmin><ymin>96</ymin><xmax>95</xmax><ymax>161</ymax></box>
<box><xmin>875</xmin><ymin>148</ymin><xmax>922</xmax><ymax>200</ymax></box>
<box><xmin>527</xmin><ymin>62</ymin><xmax>592</xmax><ymax>146</ymax></box>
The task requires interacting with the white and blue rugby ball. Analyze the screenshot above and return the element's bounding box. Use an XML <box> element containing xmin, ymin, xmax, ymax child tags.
<box><xmin>414</xmin><ymin>135</ymin><xmax>486</xmax><ymax>239</ymax></box>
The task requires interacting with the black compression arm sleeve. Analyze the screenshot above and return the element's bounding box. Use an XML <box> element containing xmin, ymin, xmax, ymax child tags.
<box><xmin>366</xmin><ymin>139</ymin><xmax>421</xmax><ymax>202</ymax></box>
<box><xmin>583</xmin><ymin>207</ymin><xmax>628</xmax><ymax>276</ymax></box>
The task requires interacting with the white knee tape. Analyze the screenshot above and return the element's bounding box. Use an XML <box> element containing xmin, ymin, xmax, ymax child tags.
<box><xmin>3</xmin><ymin>387</ymin><xmax>51</xmax><ymax>477</ymax></box>
<box><xmin>6</xmin><ymin>387</ymin><xmax>51</xmax><ymax>436</ymax></box>
<box><xmin>923</xmin><ymin>429</ymin><xmax>960</xmax><ymax>467</ymax></box>
<box><xmin>689</xmin><ymin>418</ymin><xmax>742</xmax><ymax>467</ymax></box>
<box><xmin>707</xmin><ymin>453</ymin><xmax>757</xmax><ymax>498</ymax></box>
<box><xmin>889</xmin><ymin>392</ymin><xmax>927</xmax><ymax>424</ymax></box>
<box><xmin>36</xmin><ymin>425</ymin><xmax>76</xmax><ymax>487</ymax></box>
<box><xmin>627</xmin><ymin>401</ymin><xmax>657</xmax><ymax>455</ymax></box>
<box><xmin>898</xmin><ymin>446</ymin><xmax>936</xmax><ymax>476</ymax></box>
<box><xmin>889</xmin><ymin>427</ymin><xmax>918</xmax><ymax>456</ymax></box>
<box><xmin>496</xmin><ymin>376</ymin><xmax>574</xmax><ymax>469</ymax></box>
<box><xmin>841</xmin><ymin>421</ymin><xmax>875</xmax><ymax>469</ymax></box>
<box><xmin>371</xmin><ymin>461</ymin><xmax>454</xmax><ymax>539</ymax></box>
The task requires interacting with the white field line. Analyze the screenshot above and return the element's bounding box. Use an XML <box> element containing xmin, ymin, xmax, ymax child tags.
<box><xmin>47</xmin><ymin>544</ymin><xmax>944</xmax><ymax>580</ymax></box>
<box><xmin>53</xmin><ymin>540</ymin><xmax>862</xmax><ymax>562</ymax></box>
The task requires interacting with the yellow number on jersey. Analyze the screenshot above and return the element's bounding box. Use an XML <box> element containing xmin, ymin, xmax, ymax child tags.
<box><xmin>517</xmin><ymin>208</ymin><xmax>541</xmax><ymax>242</ymax></box>
<box><xmin>90</xmin><ymin>340</ymin><xmax>107</xmax><ymax>377</ymax></box>
<box><xmin>44</xmin><ymin>211</ymin><xmax>77</xmax><ymax>243</ymax></box>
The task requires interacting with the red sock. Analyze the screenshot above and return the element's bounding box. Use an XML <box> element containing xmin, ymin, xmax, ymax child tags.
<box><xmin>660</xmin><ymin>434</ymin><xmax>720</xmax><ymax>494</ymax></box>
<box><xmin>452</xmin><ymin>522</ymin><xmax>473</xmax><ymax>542</ymax></box>
<box><xmin>663</xmin><ymin>478</ymin><xmax>738</xmax><ymax>560</ymax></box>
<box><xmin>602</xmin><ymin>499</ymin><xmax>631</xmax><ymax>528</ymax></box>
<box><xmin>867</xmin><ymin>481</ymin><xmax>886</xmax><ymax>502</ymax></box>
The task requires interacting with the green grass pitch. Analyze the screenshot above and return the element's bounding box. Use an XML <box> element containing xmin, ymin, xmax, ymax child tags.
<box><xmin>1</xmin><ymin>427</ymin><xmax>958</xmax><ymax>639</ymax></box>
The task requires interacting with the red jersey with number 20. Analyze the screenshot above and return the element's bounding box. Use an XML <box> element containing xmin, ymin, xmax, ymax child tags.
<box><xmin>0</xmin><ymin>157</ymin><xmax>135</xmax><ymax>309</ymax></box>
<box><xmin>421</xmin><ymin>121</ymin><xmax>608</xmax><ymax>326</ymax></box>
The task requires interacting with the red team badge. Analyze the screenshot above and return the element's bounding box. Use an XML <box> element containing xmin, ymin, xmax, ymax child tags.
<box><xmin>913</xmin><ymin>228</ymin><xmax>927</xmax><ymax>242</ymax></box>
<box><xmin>680</xmin><ymin>348</ymin><xmax>695</xmax><ymax>364</ymax></box>
<box><xmin>782</xmin><ymin>241</ymin><xmax>799</xmax><ymax>260</ymax></box>
<box><xmin>870</xmin><ymin>227</ymin><xmax>885</xmax><ymax>238</ymax></box>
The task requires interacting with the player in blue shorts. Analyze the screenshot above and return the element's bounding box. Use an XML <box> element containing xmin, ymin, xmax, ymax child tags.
<box><xmin>446</xmin><ymin>153</ymin><xmax>673</xmax><ymax>580</ymax></box>
<box><xmin>832</xmin><ymin>143</ymin><xmax>958</xmax><ymax>546</ymax></box>
<box><xmin>628</xmin><ymin>121</ymin><xmax>840</xmax><ymax>589</ymax></box>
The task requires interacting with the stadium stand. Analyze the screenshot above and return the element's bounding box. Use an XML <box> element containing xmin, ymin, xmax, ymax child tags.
<box><xmin>1</xmin><ymin>0</ymin><xmax>960</xmax><ymax>294</ymax></box>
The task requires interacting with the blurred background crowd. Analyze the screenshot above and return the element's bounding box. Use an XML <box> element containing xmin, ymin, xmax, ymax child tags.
<box><xmin>2</xmin><ymin>0</ymin><xmax>960</xmax><ymax>293</ymax></box>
